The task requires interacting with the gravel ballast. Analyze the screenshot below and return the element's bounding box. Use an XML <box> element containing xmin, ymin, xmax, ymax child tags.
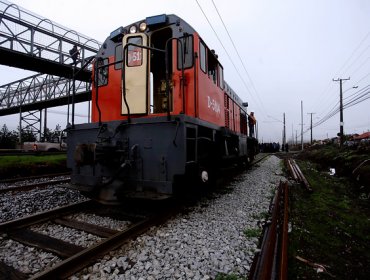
<box><xmin>71</xmin><ymin>155</ymin><xmax>285</xmax><ymax>279</ymax></box>
<box><xmin>0</xmin><ymin>155</ymin><xmax>285</xmax><ymax>278</ymax></box>
<box><xmin>0</xmin><ymin>185</ymin><xmax>88</xmax><ymax>275</ymax></box>
<box><xmin>0</xmin><ymin>186</ymin><xmax>87</xmax><ymax>223</ymax></box>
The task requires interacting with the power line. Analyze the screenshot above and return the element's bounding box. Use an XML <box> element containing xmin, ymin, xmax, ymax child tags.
<box><xmin>210</xmin><ymin>0</ymin><xmax>266</xmax><ymax>116</ymax></box>
<box><xmin>298</xmin><ymin>85</ymin><xmax>370</xmax><ymax>138</ymax></box>
<box><xmin>336</xmin><ymin>31</ymin><xmax>370</xmax><ymax>78</ymax></box>
<box><xmin>344</xmin><ymin>84</ymin><xmax>370</xmax><ymax>101</ymax></box>
<box><xmin>194</xmin><ymin>0</ymin><xmax>264</xmax><ymax>114</ymax></box>
<box><xmin>310</xmin><ymin>31</ymin><xmax>370</xmax><ymax>119</ymax></box>
<box><xmin>48</xmin><ymin>109</ymin><xmax>87</xmax><ymax>118</ymax></box>
<box><xmin>313</xmin><ymin>87</ymin><xmax>370</xmax><ymax>128</ymax></box>
<box><xmin>316</xmin><ymin>71</ymin><xmax>370</xmax><ymax>122</ymax></box>
<box><xmin>339</xmin><ymin>42</ymin><xmax>370</xmax><ymax>77</ymax></box>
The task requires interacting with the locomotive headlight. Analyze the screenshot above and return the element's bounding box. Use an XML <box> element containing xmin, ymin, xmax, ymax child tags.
<box><xmin>139</xmin><ymin>22</ymin><xmax>147</xmax><ymax>32</ymax></box>
<box><xmin>129</xmin><ymin>25</ymin><xmax>137</xmax><ymax>34</ymax></box>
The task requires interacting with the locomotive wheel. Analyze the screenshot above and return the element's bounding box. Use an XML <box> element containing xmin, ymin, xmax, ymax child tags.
<box><xmin>200</xmin><ymin>170</ymin><xmax>209</xmax><ymax>183</ymax></box>
<box><xmin>237</xmin><ymin>156</ymin><xmax>249</xmax><ymax>169</ymax></box>
<box><xmin>247</xmin><ymin>149</ymin><xmax>255</xmax><ymax>165</ymax></box>
<box><xmin>198</xmin><ymin>164</ymin><xmax>216</xmax><ymax>188</ymax></box>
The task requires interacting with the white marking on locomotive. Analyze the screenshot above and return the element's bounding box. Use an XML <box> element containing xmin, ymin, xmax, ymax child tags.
<box><xmin>207</xmin><ymin>96</ymin><xmax>221</xmax><ymax>114</ymax></box>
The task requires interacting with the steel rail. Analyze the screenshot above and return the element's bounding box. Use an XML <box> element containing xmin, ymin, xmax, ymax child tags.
<box><xmin>286</xmin><ymin>158</ymin><xmax>312</xmax><ymax>192</ymax></box>
<box><xmin>30</xmin><ymin>204</ymin><xmax>179</xmax><ymax>279</ymax></box>
<box><xmin>0</xmin><ymin>178</ymin><xmax>70</xmax><ymax>194</ymax></box>
<box><xmin>249</xmin><ymin>181</ymin><xmax>289</xmax><ymax>280</ymax></box>
<box><xmin>251</xmin><ymin>153</ymin><xmax>270</xmax><ymax>166</ymax></box>
<box><xmin>1</xmin><ymin>196</ymin><xmax>179</xmax><ymax>279</ymax></box>
<box><xmin>0</xmin><ymin>172</ymin><xmax>70</xmax><ymax>184</ymax></box>
<box><xmin>286</xmin><ymin>158</ymin><xmax>299</xmax><ymax>181</ymax></box>
<box><xmin>279</xmin><ymin>181</ymin><xmax>289</xmax><ymax>279</ymax></box>
<box><xmin>0</xmin><ymin>200</ymin><xmax>93</xmax><ymax>231</ymax></box>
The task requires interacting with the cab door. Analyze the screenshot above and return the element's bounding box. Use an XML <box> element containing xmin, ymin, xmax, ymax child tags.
<box><xmin>122</xmin><ymin>34</ymin><xmax>149</xmax><ymax>115</ymax></box>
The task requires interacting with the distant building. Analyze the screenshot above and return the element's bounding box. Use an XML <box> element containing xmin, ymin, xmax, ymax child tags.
<box><xmin>354</xmin><ymin>131</ymin><xmax>370</xmax><ymax>140</ymax></box>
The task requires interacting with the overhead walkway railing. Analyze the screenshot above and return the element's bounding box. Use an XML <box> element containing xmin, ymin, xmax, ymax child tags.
<box><xmin>0</xmin><ymin>73</ymin><xmax>91</xmax><ymax>116</ymax></box>
<box><xmin>0</xmin><ymin>0</ymin><xmax>101</xmax><ymax>81</ymax></box>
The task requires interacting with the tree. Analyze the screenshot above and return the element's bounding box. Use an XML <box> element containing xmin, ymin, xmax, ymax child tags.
<box><xmin>0</xmin><ymin>124</ymin><xmax>18</xmax><ymax>148</ymax></box>
<box><xmin>18</xmin><ymin>127</ymin><xmax>37</xmax><ymax>143</ymax></box>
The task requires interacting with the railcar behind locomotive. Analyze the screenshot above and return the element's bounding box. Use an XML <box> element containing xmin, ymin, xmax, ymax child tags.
<box><xmin>66</xmin><ymin>14</ymin><xmax>258</xmax><ymax>203</ymax></box>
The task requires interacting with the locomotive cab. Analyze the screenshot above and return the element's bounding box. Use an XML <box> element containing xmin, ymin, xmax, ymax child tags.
<box><xmin>92</xmin><ymin>15</ymin><xmax>193</xmax><ymax>122</ymax></box>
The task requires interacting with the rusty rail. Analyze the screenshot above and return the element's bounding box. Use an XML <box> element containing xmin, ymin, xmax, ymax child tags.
<box><xmin>286</xmin><ymin>158</ymin><xmax>312</xmax><ymax>192</ymax></box>
<box><xmin>249</xmin><ymin>181</ymin><xmax>289</xmax><ymax>280</ymax></box>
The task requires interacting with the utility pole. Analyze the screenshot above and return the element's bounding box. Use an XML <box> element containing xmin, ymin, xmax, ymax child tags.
<box><xmin>43</xmin><ymin>108</ymin><xmax>47</xmax><ymax>141</ymax></box>
<box><xmin>333</xmin><ymin>77</ymin><xmax>350</xmax><ymax>147</ymax></box>
<box><xmin>295</xmin><ymin>130</ymin><xmax>298</xmax><ymax>145</ymax></box>
<box><xmin>307</xmin><ymin>112</ymin><xmax>315</xmax><ymax>145</ymax></box>
<box><xmin>283</xmin><ymin>112</ymin><xmax>286</xmax><ymax>150</ymax></box>
<box><xmin>291</xmin><ymin>123</ymin><xmax>294</xmax><ymax>145</ymax></box>
<box><xmin>301</xmin><ymin>101</ymin><xmax>303</xmax><ymax>150</ymax></box>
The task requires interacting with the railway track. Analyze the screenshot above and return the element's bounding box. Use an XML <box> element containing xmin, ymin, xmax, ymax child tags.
<box><xmin>252</xmin><ymin>153</ymin><xmax>270</xmax><ymax>166</ymax></box>
<box><xmin>248</xmin><ymin>158</ymin><xmax>311</xmax><ymax>279</ymax></box>
<box><xmin>0</xmin><ymin>153</ymin><xmax>279</xmax><ymax>279</ymax></box>
<box><xmin>0</xmin><ymin>172</ymin><xmax>70</xmax><ymax>184</ymax></box>
<box><xmin>0</xmin><ymin>178</ymin><xmax>70</xmax><ymax>194</ymax></box>
<box><xmin>0</xmin><ymin>198</ymin><xmax>180</xmax><ymax>279</ymax></box>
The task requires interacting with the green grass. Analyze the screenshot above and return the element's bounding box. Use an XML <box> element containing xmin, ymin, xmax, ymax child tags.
<box><xmin>243</xmin><ymin>228</ymin><xmax>262</xmax><ymax>239</ymax></box>
<box><xmin>215</xmin><ymin>273</ymin><xmax>246</xmax><ymax>280</ymax></box>
<box><xmin>288</xmin><ymin>159</ymin><xmax>370</xmax><ymax>279</ymax></box>
<box><xmin>0</xmin><ymin>154</ymin><xmax>68</xmax><ymax>178</ymax></box>
<box><xmin>0</xmin><ymin>154</ymin><xmax>66</xmax><ymax>166</ymax></box>
<box><xmin>252</xmin><ymin>211</ymin><xmax>269</xmax><ymax>220</ymax></box>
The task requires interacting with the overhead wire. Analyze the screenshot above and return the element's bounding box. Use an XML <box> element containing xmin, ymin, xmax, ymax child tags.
<box><xmin>309</xmin><ymin>31</ymin><xmax>370</xmax><ymax>121</ymax></box>
<box><xmin>194</xmin><ymin>0</ymin><xmax>264</xmax><ymax>115</ymax></box>
<box><xmin>336</xmin><ymin>31</ymin><xmax>370</xmax><ymax>77</ymax></box>
<box><xmin>210</xmin><ymin>0</ymin><xmax>267</xmax><ymax>116</ymax></box>
<box><xmin>344</xmin><ymin>84</ymin><xmax>370</xmax><ymax>100</ymax></box>
<box><xmin>48</xmin><ymin>109</ymin><xmax>87</xmax><ymax>118</ymax></box>
<box><xmin>298</xmin><ymin>84</ymin><xmax>370</xmax><ymax>137</ymax></box>
<box><xmin>318</xmin><ymin>89</ymin><xmax>369</xmax><ymax>128</ymax></box>
<box><xmin>344</xmin><ymin>86</ymin><xmax>370</xmax><ymax>107</ymax></box>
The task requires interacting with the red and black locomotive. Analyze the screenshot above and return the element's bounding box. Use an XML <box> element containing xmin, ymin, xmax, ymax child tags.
<box><xmin>67</xmin><ymin>14</ymin><xmax>258</xmax><ymax>203</ymax></box>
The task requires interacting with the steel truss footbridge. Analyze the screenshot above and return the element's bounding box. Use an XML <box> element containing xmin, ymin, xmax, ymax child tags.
<box><xmin>0</xmin><ymin>0</ymin><xmax>101</xmax><ymax>140</ymax></box>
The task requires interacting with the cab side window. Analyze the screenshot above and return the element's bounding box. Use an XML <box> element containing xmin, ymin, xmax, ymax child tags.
<box><xmin>97</xmin><ymin>58</ymin><xmax>109</xmax><ymax>87</ymax></box>
<box><xmin>115</xmin><ymin>44</ymin><xmax>123</xmax><ymax>70</ymax></box>
<box><xmin>177</xmin><ymin>35</ymin><xmax>193</xmax><ymax>69</ymax></box>
<box><xmin>219</xmin><ymin>65</ymin><xmax>224</xmax><ymax>89</ymax></box>
<box><xmin>200</xmin><ymin>41</ymin><xmax>206</xmax><ymax>73</ymax></box>
<box><xmin>207</xmin><ymin>49</ymin><xmax>218</xmax><ymax>85</ymax></box>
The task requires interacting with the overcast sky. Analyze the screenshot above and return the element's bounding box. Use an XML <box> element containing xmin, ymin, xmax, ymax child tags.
<box><xmin>1</xmin><ymin>0</ymin><xmax>370</xmax><ymax>143</ymax></box>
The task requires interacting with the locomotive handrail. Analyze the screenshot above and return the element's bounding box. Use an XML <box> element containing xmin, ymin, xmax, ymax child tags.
<box><xmin>92</xmin><ymin>40</ymin><xmax>185</xmax><ymax>126</ymax></box>
<box><xmin>165</xmin><ymin>37</ymin><xmax>185</xmax><ymax>119</ymax></box>
<box><xmin>93</xmin><ymin>43</ymin><xmax>166</xmax><ymax>126</ymax></box>
<box><xmin>70</xmin><ymin>56</ymin><xmax>95</xmax><ymax>127</ymax></box>
<box><xmin>94</xmin><ymin>57</ymin><xmax>126</xmax><ymax>126</ymax></box>
<box><xmin>94</xmin><ymin>57</ymin><xmax>105</xmax><ymax>126</ymax></box>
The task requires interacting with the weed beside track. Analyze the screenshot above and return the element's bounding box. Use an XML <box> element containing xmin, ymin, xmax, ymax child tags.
<box><xmin>288</xmin><ymin>156</ymin><xmax>370</xmax><ymax>279</ymax></box>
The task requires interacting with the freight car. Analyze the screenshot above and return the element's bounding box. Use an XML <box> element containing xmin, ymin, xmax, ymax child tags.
<box><xmin>66</xmin><ymin>14</ymin><xmax>258</xmax><ymax>203</ymax></box>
